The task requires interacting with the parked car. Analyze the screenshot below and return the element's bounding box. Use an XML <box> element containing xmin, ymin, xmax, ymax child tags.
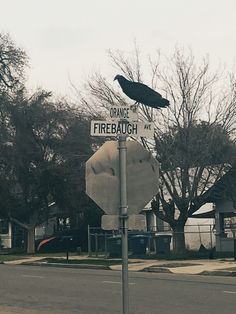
<box><xmin>36</xmin><ymin>235</ymin><xmax>78</xmax><ymax>253</ymax></box>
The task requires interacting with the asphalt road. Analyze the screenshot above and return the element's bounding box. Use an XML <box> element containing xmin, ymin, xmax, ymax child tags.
<box><xmin>0</xmin><ymin>264</ymin><xmax>236</xmax><ymax>314</ymax></box>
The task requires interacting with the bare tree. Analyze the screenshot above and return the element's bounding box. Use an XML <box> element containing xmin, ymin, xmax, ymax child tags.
<box><xmin>149</xmin><ymin>50</ymin><xmax>235</xmax><ymax>252</ymax></box>
<box><xmin>0</xmin><ymin>32</ymin><xmax>28</xmax><ymax>91</ymax></box>
<box><xmin>76</xmin><ymin>47</ymin><xmax>236</xmax><ymax>253</ymax></box>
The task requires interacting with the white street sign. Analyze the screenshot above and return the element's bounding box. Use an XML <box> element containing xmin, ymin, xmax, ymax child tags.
<box><xmin>109</xmin><ymin>105</ymin><xmax>138</xmax><ymax>122</ymax></box>
<box><xmin>90</xmin><ymin>120</ymin><xmax>154</xmax><ymax>138</ymax></box>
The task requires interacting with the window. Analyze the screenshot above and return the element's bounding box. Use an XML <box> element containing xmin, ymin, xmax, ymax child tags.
<box><xmin>0</xmin><ymin>219</ymin><xmax>9</xmax><ymax>234</ymax></box>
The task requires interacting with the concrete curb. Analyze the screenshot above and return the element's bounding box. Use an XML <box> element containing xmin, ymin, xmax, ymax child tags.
<box><xmin>199</xmin><ymin>270</ymin><xmax>236</xmax><ymax>277</ymax></box>
<box><xmin>141</xmin><ymin>267</ymin><xmax>172</xmax><ymax>273</ymax></box>
<box><xmin>141</xmin><ymin>267</ymin><xmax>236</xmax><ymax>277</ymax></box>
<box><xmin>18</xmin><ymin>261</ymin><xmax>110</xmax><ymax>270</ymax></box>
<box><xmin>2</xmin><ymin>259</ymin><xmax>236</xmax><ymax>277</ymax></box>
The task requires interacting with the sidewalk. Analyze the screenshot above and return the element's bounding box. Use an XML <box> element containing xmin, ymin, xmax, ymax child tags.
<box><xmin>3</xmin><ymin>254</ymin><xmax>90</xmax><ymax>265</ymax></box>
<box><xmin>110</xmin><ymin>259</ymin><xmax>236</xmax><ymax>276</ymax></box>
<box><xmin>2</xmin><ymin>255</ymin><xmax>236</xmax><ymax>276</ymax></box>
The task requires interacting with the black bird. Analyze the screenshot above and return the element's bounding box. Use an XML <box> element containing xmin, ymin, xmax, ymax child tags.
<box><xmin>114</xmin><ymin>74</ymin><xmax>170</xmax><ymax>109</ymax></box>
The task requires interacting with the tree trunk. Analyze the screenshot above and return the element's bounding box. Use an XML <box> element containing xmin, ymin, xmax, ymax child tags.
<box><xmin>27</xmin><ymin>226</ymin><xmax>35</xmax><ymax>254</ymax></box>
<box><xmin>172</xmin><ymin>225</ymin><xmax>186</xmax><ymax>254</ymax></box>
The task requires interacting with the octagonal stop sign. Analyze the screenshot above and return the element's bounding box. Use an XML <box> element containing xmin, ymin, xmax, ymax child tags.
<box><xmin>86</xmin><ymin>140</ymin><xmax>159</xmax><ymax>215</ymax></box>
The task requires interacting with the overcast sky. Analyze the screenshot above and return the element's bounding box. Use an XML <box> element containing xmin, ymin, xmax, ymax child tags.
<box><xmin>1</xmin><ymin>0</ymin><xmax>236</xmax><ymax>97</ymax></box>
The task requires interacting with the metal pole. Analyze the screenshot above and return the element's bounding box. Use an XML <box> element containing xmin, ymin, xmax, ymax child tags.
<box><xmin>104</xmin><ymin>233</ymin><xmax>108</xmax><ymax>259</ymax></box>
<box><xmin>88</xmin><ymin>225</ymin><xmax>91</xmax><ymax>257</ymax></box>
<box><xmin>95</xmin><ymin>233</ymin><xmax>98</xmax><ymax>257</ymax></box>
<box><xmin>118</xmin><ymin>134</ymin><xmax>129</xmax><ymax>314</ymax></box>
<box><xmin>209</xmin><ymin>225</ymin><xmax>213</xmax><ymax>250</ymax></box>
<box><xmin>233</xmin><ymin>231</ymin><xmax>236</xmax><ymax>261</ymax></box>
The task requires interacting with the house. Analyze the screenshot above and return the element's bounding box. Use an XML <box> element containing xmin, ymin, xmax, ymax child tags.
<box><xmin>208</xmin><ymin>167</ymin><xmax>236</xmax><ymax>254</ymax></box>
<box><xmin>0</xmin><ymin>219</ymin><xmax>26</xmax><ymax>250</ymax></box>
<box><xmin>192</xmin><ymin>167</ymin><xmax>236</xmax><ymax>254</ymax></box>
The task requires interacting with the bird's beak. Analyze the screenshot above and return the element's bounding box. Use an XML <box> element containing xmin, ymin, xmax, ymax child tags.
<box><xmin>113</xmin><ymin>75</ymin><xmax>117</xmax><ymax>81</ymax></box>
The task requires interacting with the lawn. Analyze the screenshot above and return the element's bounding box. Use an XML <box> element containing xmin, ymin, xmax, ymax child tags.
<box><xmin>0</xmin><ymin>253</ymin><xmax>122</xmax><ymax>266</ymax></box>
<box><xmin>0</xmin><ymin>251</ymin><xmax>80</xmax><ymax>262</ymax></box>
<box><xmin>41</xmin><ymin>257</ymin><xmax>122</xmax><ymax>266</ymax></box>
<box><xmin>0</xmin><ymin>255</ymin><xmax>29</xmax><ymax>262</ymax></box>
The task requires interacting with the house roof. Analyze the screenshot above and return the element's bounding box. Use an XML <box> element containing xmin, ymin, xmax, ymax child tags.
<box><xmin>191</xmin><ymin>209</ymin><xmax>236</xmax><ymax>219</ymax></box>
<box><xmin>191</xmin><ymin>167</ymin><xmax>236</xmax><ymax>219</ymax></box>
<box><xmin>205</xmin><ymin>167</ymin><xmax>236</xmax><ymax>203</ymax></box>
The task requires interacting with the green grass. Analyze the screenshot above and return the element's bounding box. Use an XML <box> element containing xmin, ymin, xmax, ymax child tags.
<box><xmin>0</xmin><ymin>249</ymin><xmax>222</xmax><ymax>263</ymax></box>
<box><xmin>35</xmin><ymin>252</ymin><xmax>85</xmax><ymax>257</ymax></box>
<box><xmin>129</xmin><ymin>251</ymin><xmax>212</xmax><ymax>260</ymax></box>
<box><xmin>41</xmin><ymin>257</ymin><xmax>122</xmax><ymax>266</ymax></box>
<box><xmin>0</xmin><ymin>251</ymin><xmax>83</xmax><ymax>262</ymax></box>
<box><xmin>0</xmin><ymin>255</ymin><xmax>29</xmax><ymax>262</ymax></box>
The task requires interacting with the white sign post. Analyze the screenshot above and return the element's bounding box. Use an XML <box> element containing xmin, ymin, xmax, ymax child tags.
<box><xmin>118</xmin><ymin>134</ymin><xmax>129</xmax><ymax>314</ymax></box>
<box><xmin>86</xmin><ymin>106</ymin><xmax>158</xmax><ymax>314</ymax></box>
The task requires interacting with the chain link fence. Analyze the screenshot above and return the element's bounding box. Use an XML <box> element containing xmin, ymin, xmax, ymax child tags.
<box><xmin>87</xmin><ymin>224</ymin><xmax>217</xmax><ymax>258</ymax></box>
<box><xmin>1</xmin><ymin>223</ymin><xmax>235</xmax><ymax>258</ymax></box>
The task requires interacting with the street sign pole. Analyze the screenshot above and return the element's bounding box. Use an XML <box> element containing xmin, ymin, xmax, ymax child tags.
<box><xmin>87</xmin><ymin>110</ymin><xmax>159</xmax><ymax>314</ymax></box>
<box><xmin>118</xmin><ymin>134</ymin><xmax>129</xmax><ymax>314</ymax></box>
<box><xmin>233</xmin><ymin>230</ymin><xmax>236</xmax><ymax>261</ymax></box>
